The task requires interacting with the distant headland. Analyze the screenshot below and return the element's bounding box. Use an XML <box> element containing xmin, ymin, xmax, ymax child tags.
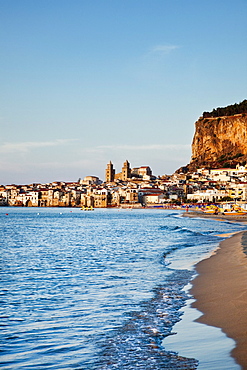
<box><xmin>184</xmin><ymin>99</ymin><xmax>247</xmax><ymax>172</ymax></box>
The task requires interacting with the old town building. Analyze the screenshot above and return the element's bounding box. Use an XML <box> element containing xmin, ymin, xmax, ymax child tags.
<box><xmin>1</xmin><ymin>162</ymin><xmax>247</xmax><ymax>209</ymax></box>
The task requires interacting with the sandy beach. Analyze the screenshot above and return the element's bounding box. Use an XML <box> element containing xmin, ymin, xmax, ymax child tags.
<box><xmin>190</xmin><ymin>231</ymin><xmax>247</xmax><ymax>369</ymax></box>
<box><xmin>183</xmin><ymin>210</ymin><xmax>247</xmax><ymax>222</ymax></box>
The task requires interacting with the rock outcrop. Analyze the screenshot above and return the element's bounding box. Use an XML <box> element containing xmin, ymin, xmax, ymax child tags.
<box><xmin>188</xmin><ymin>113</ymin><xmax>247</xmax><ymax>170</ymax></box>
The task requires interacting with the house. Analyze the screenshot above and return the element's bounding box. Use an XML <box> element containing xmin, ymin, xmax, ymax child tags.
<box><xmin>142</xmin><ymin>193</ymin><xmax>165</xmax><ymax>205</ymax></box>
<box><xmin>80</xmin><ymin>176</ymin><xmax>102</xmax><ymax>185</ymax></box>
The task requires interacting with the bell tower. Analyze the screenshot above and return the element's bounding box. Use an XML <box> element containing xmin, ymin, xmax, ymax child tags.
<box><xmin>121</xmin><ymin>160</ymin><xmax>131</xmax><ymax>181</ymax></box>
<box><xmin>105</xmin><ymin>161</ymin><xmax>115</xmax><ymax>183</ymax></box>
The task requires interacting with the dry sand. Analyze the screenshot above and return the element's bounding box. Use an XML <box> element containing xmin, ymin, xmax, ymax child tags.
<box><xmin>190</xmin><ymin>232</ymin><xmax>247</xmax><ymax>369</ymax></box>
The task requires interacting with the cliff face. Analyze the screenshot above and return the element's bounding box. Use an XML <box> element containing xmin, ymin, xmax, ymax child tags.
<box><xmin>188</xmin><ymin>114</ymin><xmax>247</xmax><ymax>169</ymax></box>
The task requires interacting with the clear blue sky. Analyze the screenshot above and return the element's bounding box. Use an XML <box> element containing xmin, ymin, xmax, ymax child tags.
<box><xmin>0</xmin><ymin>0</ymin><xmax>246</xmax><ymax>184</ymax></box>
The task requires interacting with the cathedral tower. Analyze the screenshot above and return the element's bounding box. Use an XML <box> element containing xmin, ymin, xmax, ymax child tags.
<box><xmin>105</xmin><ymin>161</ymin><xmax>115</xmax><ymax>182</ymax></box>
<box><xmin>121</xmin><ymin>160</ymin><xmax>131</xmax><ymax>181</ymax></box>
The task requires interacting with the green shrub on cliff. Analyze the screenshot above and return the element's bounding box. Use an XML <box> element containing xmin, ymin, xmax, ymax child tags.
<box><xmin>203</xmin><ymin>99</ymin><xmax>247</xmax><ymax>118</ymax></box>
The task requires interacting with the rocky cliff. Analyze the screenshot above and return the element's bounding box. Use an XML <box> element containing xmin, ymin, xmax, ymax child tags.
<box><xmin>188</xmin><ymin>113</ymin><xmax>247</xmax><ymax>170</ymax></box>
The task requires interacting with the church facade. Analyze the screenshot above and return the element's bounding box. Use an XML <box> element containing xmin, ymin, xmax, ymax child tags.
<box><xmin>105</xmin><ymin>160</ymin><xmax>152</xmax><ymax>182</ymax></box>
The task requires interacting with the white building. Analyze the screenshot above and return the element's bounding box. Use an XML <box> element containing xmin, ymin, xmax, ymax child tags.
<box><xmin>187</xmin><ymin>189</ymin><xmax>227</xmax><ymax>202</ymax></box>
<box><xmin>142</xmin><ymin>193</ymin><xmax>165</xmax><ymax>204</ymax></box>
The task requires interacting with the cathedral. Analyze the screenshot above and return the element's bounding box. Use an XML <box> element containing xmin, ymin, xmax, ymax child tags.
<box><xmin>105</xmin><ymin>160</ymin><xmax>152</xmax><ymax>182</ymax></box>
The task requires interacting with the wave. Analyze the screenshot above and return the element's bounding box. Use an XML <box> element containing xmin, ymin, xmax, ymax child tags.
<box><xmin>160</xmin><ymin>225</ymin><xmax>203</xmax><ymax>236</ymax></box>
<box><xmin>94</xmin><ymin>271</ymin><xmax>198</xmax><ymax>370</ymax></box>
<box><xmin>159</xmin><ymin>225</ymin><xmax>181</xmax><ymax>231</ymax></box>
<box><xmin>162</xmin><ymin>213</ymin><xmax>181</xmax><ymax>218</ymax></box>
<box><xmin>163</xmin><ymin>243</ymin><xmax>194</xmax><ymax>260</ymax></box>
<box><xmin>179</xmin><ymin>227</ymin><xmax>203</xmax><ymax>236</ymax></box>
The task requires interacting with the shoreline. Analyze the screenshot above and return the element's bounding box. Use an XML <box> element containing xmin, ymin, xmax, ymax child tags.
<box><xmin>183</xmin><ymin>210</ymin><xmax>247</xmax><ymax>222</ymax></box>
<box><xmin>190</xmin><ymin>231</ymin><xmax>247</xmax><ymax>369</ymax></box>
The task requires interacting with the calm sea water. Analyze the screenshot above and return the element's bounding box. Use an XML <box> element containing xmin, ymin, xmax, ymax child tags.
<box><xmin>0</xmin><ymin>207</ymin><xmax>246</xmax><ymax>369</ymax></box>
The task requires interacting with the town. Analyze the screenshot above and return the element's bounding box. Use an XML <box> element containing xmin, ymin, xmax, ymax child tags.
<box><xmin>1</xmin><ymin>160</ymin><xmax>247</xmax><ymax>209</ymax></box>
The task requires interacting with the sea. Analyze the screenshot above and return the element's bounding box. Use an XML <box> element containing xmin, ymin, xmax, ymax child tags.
<box><xmin>0</xmin><ymin>207</ymin><xmax>246</xmax><ymax>370</ymax></box>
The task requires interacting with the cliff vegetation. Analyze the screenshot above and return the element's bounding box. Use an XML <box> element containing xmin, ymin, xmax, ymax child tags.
<box><xmin>203</xmin><ymin>99</ymin><xmax>247</xmax><ymax>118</ymax></box>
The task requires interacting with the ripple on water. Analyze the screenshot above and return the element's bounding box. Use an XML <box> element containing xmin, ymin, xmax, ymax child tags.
<box><xmin>0</xmin><ymin>208</ymin><xmax>246</xmax><ymax>369</ymax></box>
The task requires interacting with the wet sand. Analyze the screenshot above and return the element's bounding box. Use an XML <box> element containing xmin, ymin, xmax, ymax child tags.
<box><xmin>183</xmin><ymin>210</ymin><xmax>247</xmax><ymax>222</ymax></box>
<box><xmin>190</xmin><ymin>232</ymin><xmax>247</xmax><ymax>369</ymax></box>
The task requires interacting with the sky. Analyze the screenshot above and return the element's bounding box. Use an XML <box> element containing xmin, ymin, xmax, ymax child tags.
<box><xmin>0</xmin><ymin>0</ymin><xmax>246</xmax><ymax>185</ymax></box>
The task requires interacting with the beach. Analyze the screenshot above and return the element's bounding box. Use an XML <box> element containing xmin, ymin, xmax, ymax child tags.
<box><xmin>190</xmin><ymin>231</ymin><xmax>247</xmax><ymax>369</ymax></box>
<box><xmin>183</xmin><ymin>210</ymin><xmax>247</xmax><ymax>222</ymax></box>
